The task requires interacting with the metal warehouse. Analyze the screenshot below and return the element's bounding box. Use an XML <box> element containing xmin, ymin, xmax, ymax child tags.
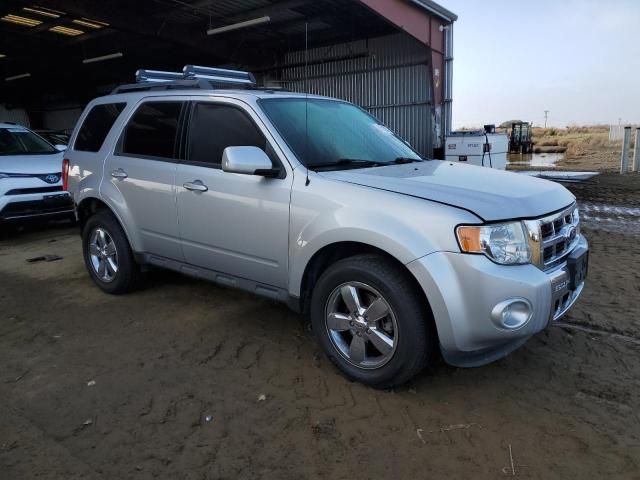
<box><xmin>0</xmin><ymin>0</ymin><xmax>456</xmax><ymax>157</ymax></box>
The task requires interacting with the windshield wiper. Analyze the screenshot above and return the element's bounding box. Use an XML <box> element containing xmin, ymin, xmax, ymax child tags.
<box><xmin>308</xmin><ymin>158</ymin><xmax>388</xmax><ymax>171</ymax></box>
<box><xmin>308</xmin><ymin>157</ymin><xmax>425</xmax><ymax>171</ymax></box>
<box><xmin>393</xmin><ymin>157</ymin><xmax>424</xmax><ymax>164</ymax></box>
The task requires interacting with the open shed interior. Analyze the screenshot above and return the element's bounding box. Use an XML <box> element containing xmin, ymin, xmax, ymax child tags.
<box><xmin>0</xmin><ymin>0</ymin><xmax>455</xmax><ymax>156</ymax></box>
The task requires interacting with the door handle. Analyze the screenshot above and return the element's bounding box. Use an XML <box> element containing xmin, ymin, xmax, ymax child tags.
<box><xmin>111</xmin><ymin>168</ymin><xmax>128</xmax><ymax>179</ymax></box>
<box><xmin>183</xmin><ymin>180</ymin><xmax>208</xmax><ymax>192</ymax></box>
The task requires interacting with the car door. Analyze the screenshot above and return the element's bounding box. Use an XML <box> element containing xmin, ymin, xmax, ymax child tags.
<box><xmin>105</xmin><ymin>98</ymin><xmax>185</xmax><ymax>259</ymax></box>
<box><xmin>176</xmin><ymin>98</ymin><xmax>292</xmax><ymax>289</ymax></box>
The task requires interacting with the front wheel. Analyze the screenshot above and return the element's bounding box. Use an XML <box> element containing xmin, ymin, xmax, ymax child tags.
<box><xmin>82</xmin><ymin>211</ymin><xmax>140</xmax><ymax>294</ymax></box>
<box><xmin>310</xmin><ymin>254</ymin><xmax>434</xmax><ymax>388</ymax></box>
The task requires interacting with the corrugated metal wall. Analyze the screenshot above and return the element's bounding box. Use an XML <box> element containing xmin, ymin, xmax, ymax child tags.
<box><xmin>280</xmin><ymin>33</ymin><xmax>432</xmax><ymax>155</ymax></box>
<box><xmin>43</xmin><ymin>107</ymin><xmax>83</xmax><ymax>131</ymax></box>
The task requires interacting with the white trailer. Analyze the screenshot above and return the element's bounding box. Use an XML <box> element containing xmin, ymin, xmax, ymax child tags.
<box><xmin>445</xmin><ymin>130</ymin><xmax>508</xmax><ymax>169</ymax></box>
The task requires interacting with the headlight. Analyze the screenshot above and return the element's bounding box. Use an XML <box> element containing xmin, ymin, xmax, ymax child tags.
<box><xmin>456</xmin><ymin>222</ymin><xmax>531</xmax><ymax>265</ymax></box>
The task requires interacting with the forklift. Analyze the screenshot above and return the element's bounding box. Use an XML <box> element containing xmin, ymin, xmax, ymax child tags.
<box><xmin>508</xmin><ymin>122</ymin><xmax>534</xmax><ymax>153</ymax></box>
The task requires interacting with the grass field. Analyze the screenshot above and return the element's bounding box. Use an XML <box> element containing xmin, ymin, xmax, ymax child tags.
<box><xmin>532</xmin><ymin>126</ymin><xmax>636</xmax><ymax>171</ymax></box>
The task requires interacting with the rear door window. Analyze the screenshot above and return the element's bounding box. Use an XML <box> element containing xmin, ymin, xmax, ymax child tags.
<box><xmin>75</xmin><ymin>103</ymin><xmax>126</xmax><ymax>152</ymax></box>
<box><xmin>187</xmin><ymin>103</ymin><xmax>268</xmax><ymax>167</ymax></box>
<box><xmin>119</xmin><ymin>101</ymin><xmax>183</xmax><ymax>160</ymax></box>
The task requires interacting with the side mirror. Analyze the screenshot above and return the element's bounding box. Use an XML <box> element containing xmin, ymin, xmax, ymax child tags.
<box><xmin>221</xmin><ymin>146</ymin><xmax>279</xmax><ymax>177</ymax></box>
<box><xmin>54</xmin><ymin>144</ymin><xmax>67</xmax><ymax>152</ymax></box>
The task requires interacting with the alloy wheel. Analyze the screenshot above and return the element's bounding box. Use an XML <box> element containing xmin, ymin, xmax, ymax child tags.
<box><xmin>325</xmin><ymin>281</ymin><xmax>398</xmax><ymax>369</ymax></box>
<box><xmin>88</xmin><ymin>227</ymin><xmax>119</xmax><ymax>283</ymax></box>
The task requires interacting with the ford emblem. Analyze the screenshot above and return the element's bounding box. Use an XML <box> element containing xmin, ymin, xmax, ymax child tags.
<box><xmin>44</xmin><ymin>174</ymin><xmax>59</xmax><ymax>184</ymax></box>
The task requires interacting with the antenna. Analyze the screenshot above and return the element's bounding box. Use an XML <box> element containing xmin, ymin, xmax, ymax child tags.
<box><xmin>304</xmin><ymin>22</ymin><xmax>310</xmax><ymax>186</ymax></box>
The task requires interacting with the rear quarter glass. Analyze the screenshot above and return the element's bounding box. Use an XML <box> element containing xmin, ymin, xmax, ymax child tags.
<box><xmin>75</xmin><ymin>103</ymin><xmax>126</xmax><ymax>152</ymax></box>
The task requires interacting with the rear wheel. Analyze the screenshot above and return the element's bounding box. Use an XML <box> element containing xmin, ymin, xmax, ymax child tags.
<box><xmin>82</xmin><ymin>210</ymin><xmax>140</xmax><ymax>294</ymax></box>
<box><xmin>310</xmin><ymin>254</ymin><xmax>434</xmax><ymax>388</ymax></box>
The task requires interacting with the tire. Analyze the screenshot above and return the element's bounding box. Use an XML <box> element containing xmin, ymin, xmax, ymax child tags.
<box><xmin>82</xmin><ymin>210</ymin><xmax>140</xmax><ymax>294</ymax></box>
<box><xmin>310</xmin><ymin>254</ymin><xmax>434</xmax><ymax>389</ymax></box>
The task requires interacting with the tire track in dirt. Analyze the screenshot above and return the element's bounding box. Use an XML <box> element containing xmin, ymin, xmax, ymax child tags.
<box><xmin>579</xmin><ymin>201</ymin><xmax>640</xmax><ymax>235</ymax></box>
<box><xmin>2</xmin><ymin>176</ymin><xmax>640</xmax><ymax>479</ymax></box>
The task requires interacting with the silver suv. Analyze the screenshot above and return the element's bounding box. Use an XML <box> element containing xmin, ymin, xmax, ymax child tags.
<box><xmin>64</xmin><ymin>66</ymin><xmax>588</xmax><ymax>387</ymax></box>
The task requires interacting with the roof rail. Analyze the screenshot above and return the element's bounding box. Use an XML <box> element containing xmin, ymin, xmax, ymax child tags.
<box><xmin>111</xmin><ymin>79</ymin><xmax>212</xmax><ymax>95</ymax></box>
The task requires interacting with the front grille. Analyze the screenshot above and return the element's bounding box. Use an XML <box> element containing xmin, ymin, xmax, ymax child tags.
<box><xmin>525</xmin><ymin>204</ymin><xmax>580</xmax><ymax>270</ymax></box>
<box><xmin>5</xmin><ymin>186</ymin><xmax>63</xmax><ymax>196</ymax></box>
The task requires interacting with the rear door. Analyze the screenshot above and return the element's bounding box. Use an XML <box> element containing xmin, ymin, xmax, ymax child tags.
<box><xmin>175</xmin><ymin>98</ymin><xmax>292</xmax><ymax>288</ymax></box>
<box><xmin>105</xmin><ymin>98</ymin><xmax>186</xmax><ymax>259</ymax></box>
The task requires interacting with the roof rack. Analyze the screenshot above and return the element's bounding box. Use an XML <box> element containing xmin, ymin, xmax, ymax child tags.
<box><xmin>111</xmin><ymin>65</ymin><xmax>258</xmax><ymax>94</ymax></box>
<box><xmin>184</xmin><ymin>65</ymin><xmax>255</xmax><ymax>85</ymax></box>
<box><xmin>136</xmin><ymin>69</ymin><xmax>184</xmax><ymax>83</ymax></box>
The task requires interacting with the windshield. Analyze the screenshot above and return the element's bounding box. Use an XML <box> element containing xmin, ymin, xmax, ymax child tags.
<box><xmin>259</xmin><ymin>98</ymin><xmax>422</xmax><ymax>170</ymax></box>
<box><xmin>38</xmin><ymin>132</ymin><xmax>69</xmax><ymax>145</ymax></box>
<box><xmin>0</xmin><ymin>127</ymin><xmax>58</xmax><ymax>155</ymax></box>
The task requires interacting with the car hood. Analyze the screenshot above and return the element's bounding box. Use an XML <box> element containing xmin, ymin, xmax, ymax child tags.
<box><xmin>0</xmin><ymin>152</ymin><xmax>65</xmax><ymax>174</ymax></box>
<box><xmin>318</xmin><ymin>161</ymin><xmax>575</xmax><ymax>221</ymax></box>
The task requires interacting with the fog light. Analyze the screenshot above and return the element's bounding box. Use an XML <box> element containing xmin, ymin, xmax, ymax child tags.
<box><xmin>491</xmin><ymin>298</ymin><xmax>532</xmax><ymax>330</ymax></box>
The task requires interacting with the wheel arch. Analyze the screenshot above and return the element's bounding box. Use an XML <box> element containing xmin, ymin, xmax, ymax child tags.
<box><xmin>76</xmin><ymin>196</ymin><xmax>140</xmax><ymax>252</ymax></box>
<box><xmin>296</xmin><ymin>241</ymin><xmax>433</xmax><ymax>323</ymax></box>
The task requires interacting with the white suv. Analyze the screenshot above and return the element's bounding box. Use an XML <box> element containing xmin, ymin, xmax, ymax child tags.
<box><xmin>0</xmin><ymin>123</ymin><xmax>73</xmax><ymax>226</ymax></box>
<box><xmin>64</xmin><ymin>66</ymin><xmax>588</xmax><ymax>387</ymax></box>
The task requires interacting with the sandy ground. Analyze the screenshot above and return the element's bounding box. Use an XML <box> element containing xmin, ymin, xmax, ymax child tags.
<box><xmin>1</xmin><ymin>174</ymin><xmax>639</xmax><ymax>479</ymax></box>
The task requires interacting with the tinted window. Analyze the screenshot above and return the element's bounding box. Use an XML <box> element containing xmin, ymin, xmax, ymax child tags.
<box><xmin>75</xmin><ymin>103</ymin><xmax>125</xmax><ymax>152</ymax></box>
<box><xmin>188</xmin><ymin>103</ymin><xmax>267</xmax><ymax>166</ymax></box>
<box><xmin>121</xmin><ymin>102</ymin><xmax>182</xmax><ymax>159</ymax></box>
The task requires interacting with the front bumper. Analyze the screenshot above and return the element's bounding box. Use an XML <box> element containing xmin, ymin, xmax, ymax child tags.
<box><xmin>0</xmin><ymin>192</ymin><xmax>74</xmax><ymax>222</ymax></box>
<box><xmin>407</xmin><ymin>235</ymin><xmax>588</xmax><ymax>367</ymax></box>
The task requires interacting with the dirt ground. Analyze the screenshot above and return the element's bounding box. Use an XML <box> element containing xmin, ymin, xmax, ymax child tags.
<box><xmin>1</xmin><ymin>174</ymin><xmax>639</xmax><ymax>480</ymax></box>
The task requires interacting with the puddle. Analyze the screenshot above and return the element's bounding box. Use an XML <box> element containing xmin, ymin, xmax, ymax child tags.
<box><xmin>579</xmin><ymin>202</ymin><xmax>640</xmax><ymax>236</ymax></box>
<box><xmin>508</xmin><ymin>152</ymin><xmax>564</xmax><ymax>168</ymax></box>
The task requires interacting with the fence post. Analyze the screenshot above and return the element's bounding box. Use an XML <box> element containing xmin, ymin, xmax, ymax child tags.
<box><xmin>633</xmin><ymin>128</ymin><xmax>640</xmax><ymax>173</ymax></box>
<box><xmin>620</xmin><ymin>126</ymin><xmax>631</xmax><ymax>174</ymax></box>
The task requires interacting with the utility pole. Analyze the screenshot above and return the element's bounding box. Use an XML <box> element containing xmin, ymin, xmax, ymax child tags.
<box><xmin>544</xmin><ymin>110</ymin><xmax>549</xmax><ymax>128</ymax></box>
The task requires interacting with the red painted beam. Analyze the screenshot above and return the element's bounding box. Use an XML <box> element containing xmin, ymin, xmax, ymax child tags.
<box><xmin>357</xmin><ymin>0</ymin><xmax>446</xmax><ymax>51</ymax></box>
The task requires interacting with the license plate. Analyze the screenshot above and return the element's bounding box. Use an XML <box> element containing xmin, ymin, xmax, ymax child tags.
<box><xmin>43</xmin><ymin>194</ymin><xmax>69</xmax><ymax>202</ymax></box>
<box><xmin>567</xmin><ymin>247</ymin><xmax>588</xmax><ymax>290</ymax></box>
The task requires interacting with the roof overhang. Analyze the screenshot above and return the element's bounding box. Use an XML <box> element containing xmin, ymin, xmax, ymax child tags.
<box><xmin>407</xmin><ymin>0</ymin><xmax>457</xmax><ymax>23</ymax></box>
<box><xmin>357</xmin><ymin>0</ymin><xmax>456</xmax><ymax>47</ymax></box>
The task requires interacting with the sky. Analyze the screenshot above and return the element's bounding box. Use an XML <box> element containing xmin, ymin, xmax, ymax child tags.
<box><xmin>443</xmin><ymin>0</ymin><xmax>640</xmax><ymax>128</ymax></box>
